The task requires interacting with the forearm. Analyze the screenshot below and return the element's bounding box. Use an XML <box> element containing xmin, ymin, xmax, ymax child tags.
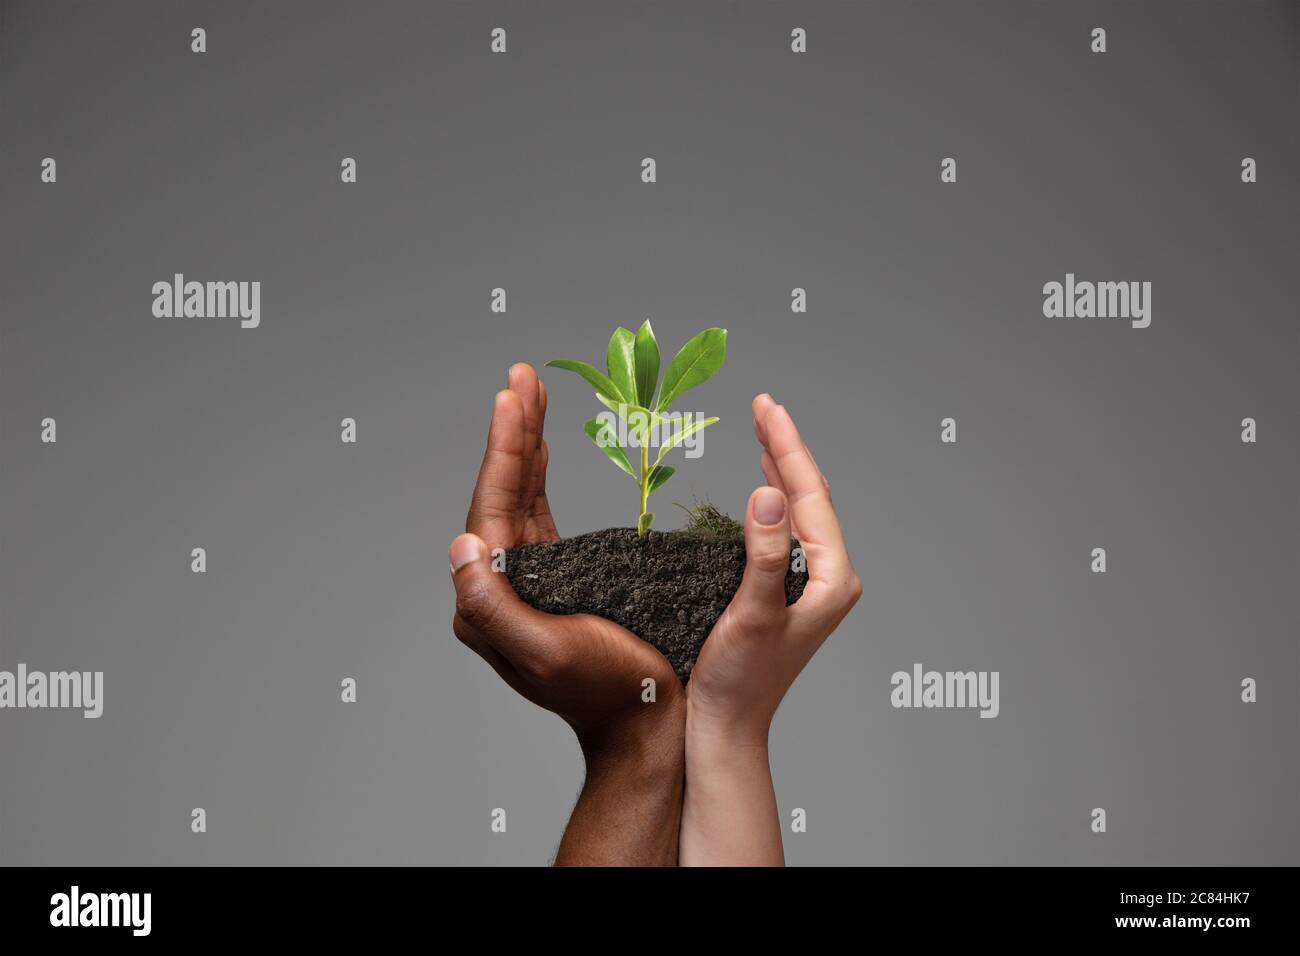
<box><xmin>555</xmin><ymin>714</ymin><xmax>685</xmax><ymax>866</ymax></box>
<box><xmin>680</xmin><ymin>717</ymin><xmax>784</xmax><ymax>866</ymax></box>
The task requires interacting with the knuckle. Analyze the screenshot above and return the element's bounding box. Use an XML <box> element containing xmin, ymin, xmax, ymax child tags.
<box><xmin>751</xmin><ymin>546</ymin><xmax>788</xmax><ymax>574</ymax></box>
<box><xmin>470</xmin><ymin>485</ymin><xmax>517</xmax><ymax>519</ymax></box>
<box><xmin>822</xmin><ymin>574</ymin><xmax>862</xmax><ymax>622</ymax></box>
<box><xmin>733</xmin><ymin>599</ymin><xmax>779</xmax><ymax>634</ymax></box>
<box><xmin>451</xmin><ymin>615</ymin><xmax>475</xmax><ymax>648</ymax></box>
<box><xmin>455</xmin><ymin>577</ymin><xmax>503</xmax><ymax>632</ymax></box>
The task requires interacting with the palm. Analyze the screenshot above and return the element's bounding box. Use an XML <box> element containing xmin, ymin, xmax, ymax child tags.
<box><xmin>689</xmin><ymin>606</ymin><xmax>771</xmax><ymax>707</ymax></box>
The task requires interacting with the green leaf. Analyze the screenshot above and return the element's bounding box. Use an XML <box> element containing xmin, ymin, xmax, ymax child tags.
<box><xmin>646</xmin><ymin>465</ymin><xmax>675</xmax><ymax>494</ymax></box>
<box><xmin>652</xmin><ymin>416</ymin><xmax>720</xmax><ymax>467</ymax></box>
<box><xmin>655</xmin><ymin>328</ymin><xmax>727</xmax><ymax>413</ymax></box>
<box><xmin>593</xmin><ymin>392</ymin><xmax>657</xmax><ymax>445</ymax></box>
<box><xmin>633</xmin><ymin>320</ymin><xmax>661</xmax><ymax>408</ymax></box>
<box><xmin>594</xmin><ymin>391</ymin><xmax>652</xmax><ymax>422</ymax></box>
<box><xmin>595</xmin><ymin>392</ymin><xmax>681</xmax><ymax>429</ymax></box>
<box><xmin>546</xmin><ymin>359</ymin><xmax>626</xmax><ymax>404</ymax></box>
<box><xmin>584</xmin><ymin>418</ymin><xmax>635</xmax><ymax>478</ymax></box>
<box><xmin>638</xmin><ymin>512</ymin><xmax>655</xmax><ymax>535</ymax></box>
<box><xmin>605</xmin><ymin>327</ymin><xmax>637</xmax><ymax>408</ymax></box>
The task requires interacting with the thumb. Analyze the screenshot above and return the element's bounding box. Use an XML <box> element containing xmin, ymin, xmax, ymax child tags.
<box><xmin>732</xmin><ymin>486</ymin><xmax>793</xmax><ymax>625</ymax></box>
<box><xmin>449</xmin><ymin>533</ymin><xmax>554</xmax><ymax>666</ymax></box>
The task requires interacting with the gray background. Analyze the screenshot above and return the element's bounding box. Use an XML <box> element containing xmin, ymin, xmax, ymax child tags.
<box><xmin>1</xmin><ymin>0</ymin><xmax>1296</xmax><ymax>866</ymax></box>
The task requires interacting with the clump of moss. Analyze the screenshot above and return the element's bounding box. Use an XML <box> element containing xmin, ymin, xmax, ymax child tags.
<box><xmin>675</xmin><ymin>499</ymin><xmax>743</xmax><ymax>538</ymax></box>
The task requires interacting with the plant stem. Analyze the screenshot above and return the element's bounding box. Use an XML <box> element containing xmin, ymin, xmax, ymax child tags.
<box><xmin>639</xmin><ymin>440</ymin><xmax>650</xmax><ymax>532</ymax></box>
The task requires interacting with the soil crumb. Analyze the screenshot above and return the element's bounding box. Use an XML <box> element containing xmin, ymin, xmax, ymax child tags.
<box><xmin>505</xmin><ymin>527</ymin><xmax>807</xmax><ymax>683</ymax></box>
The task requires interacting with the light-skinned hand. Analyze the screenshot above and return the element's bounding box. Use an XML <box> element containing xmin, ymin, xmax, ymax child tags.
<box><xmin>681</xmin><ymin>394</ymin><xmax>861</xmax><ymax>865</ymax></box>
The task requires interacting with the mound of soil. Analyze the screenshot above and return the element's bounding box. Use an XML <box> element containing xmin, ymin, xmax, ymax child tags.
<box><xmin>505</xmin><ymin>528</ymin><xmax>807</xmax><ymax>683</ymax></box>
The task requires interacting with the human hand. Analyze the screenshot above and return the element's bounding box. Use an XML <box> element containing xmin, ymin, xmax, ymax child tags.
<box><xmin>680</xmin><ymin>394</ymin><xmax>861</xmax><ymax>865</ymax></box>
<box><xmin>449</xmin><ymin>364</ymin><xmax>684</xmax><ymax>864</ymax></box>
<box><xmin>687</xmin><ymin>394</ymin><xmax>861</xmax><ymax>740</ymax></box>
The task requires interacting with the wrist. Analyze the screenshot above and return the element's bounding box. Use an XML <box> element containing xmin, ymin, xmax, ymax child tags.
<box><xmin>680</xmin><ymin>708</ymin><xmax>782</xmax><ymax>867</ymax></box>
<box><xmin>685</xmin><ymin>706</ymin><xmax>770</xmax><ymax>767</ymax></box>
<box><xmin>577</xmin><ymin>692</ymin><xmax>686</xmax><ymax>781</ymax></box>
<box><xmin>685</xmin><ymin>688</ymin><xmax>771</xmax><ymax>748</ymax></box>
<box><xmin>559</xmin><ymin>694</ymin><xmax>685</xmax><ymax>868</ymax></box>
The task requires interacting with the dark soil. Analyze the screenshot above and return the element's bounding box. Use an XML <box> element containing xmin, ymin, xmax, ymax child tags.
<box><xmin>505</xmin><ymin>528</ymin><xmax>807</xmax><ymax>683</ymax></box>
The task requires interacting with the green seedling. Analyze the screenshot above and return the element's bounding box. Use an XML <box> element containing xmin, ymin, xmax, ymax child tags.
<box><xmin>547</xmin><ymin>321</ymin><xmax>726</xmax><ymax>535</ymax></box>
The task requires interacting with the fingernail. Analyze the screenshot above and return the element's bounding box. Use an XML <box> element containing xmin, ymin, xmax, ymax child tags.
<box><xmin>449</xmin><ymin>535</ymin><xmax>483</xmax><ymax>573</ymax></box>
<box><xmin>754</xmin><ymin>487</ymin><xmax>786</xmax><ymax>526</ymax></box>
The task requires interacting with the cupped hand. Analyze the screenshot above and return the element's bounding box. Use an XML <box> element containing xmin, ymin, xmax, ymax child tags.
<box><xmin>686</xmin><ymin>394</ymin><xmax>862</xmax><ymax>743</ymax></box>
<box><xmin>449</xmin><ymin>364</ymin><xmax>683</xmax><ymax>754</ymax></box>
